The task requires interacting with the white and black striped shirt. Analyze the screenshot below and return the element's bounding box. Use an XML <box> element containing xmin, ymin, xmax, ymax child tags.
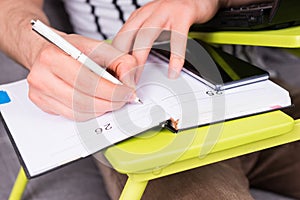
<box><xmin>63</xmin><ymin>0</ymin><xmax>149</xmax><ymax>40</ymax></box>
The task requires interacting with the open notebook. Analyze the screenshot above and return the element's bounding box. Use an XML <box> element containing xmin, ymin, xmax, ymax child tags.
<box><xmin>0</xmin><ymin>55</ymin><xmax>291</xmax><ymax>178</ymax></box>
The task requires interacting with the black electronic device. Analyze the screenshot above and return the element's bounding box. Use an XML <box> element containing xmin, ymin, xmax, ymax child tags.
<box><xmin>151</xmin><ymin>39</ymin><xmax>269</xmax><ymax>90</ymax></box>
<box><xmin>190</xmin><ymin>0</ymin><xmax>300</xmax><ymax>31</ymax></box>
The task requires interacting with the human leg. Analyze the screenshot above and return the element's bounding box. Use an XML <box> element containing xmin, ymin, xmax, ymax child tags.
<box><xmin>241</xmin><ymin>79</ymin><xmax>300</xmax><ymax>199</ymax></box>
<box><xmin>95</xmin><ymin>157</ymin><xmax>255</xmax><ymax>200</ymax></box>
<box><xmin>240</xmin><ymin>140</ymin><xmax>300</xmax><ymax>199</ymax></box>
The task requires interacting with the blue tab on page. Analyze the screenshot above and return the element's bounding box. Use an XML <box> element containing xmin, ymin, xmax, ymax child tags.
<box><xmin>0</xmin><ymin>91</ymin><xmax>11</xmax><ymax>104</ymax></box>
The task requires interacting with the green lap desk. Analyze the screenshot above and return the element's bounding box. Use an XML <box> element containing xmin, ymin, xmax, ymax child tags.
<box><xmin>104</xmin><ymin>111</ymin><xmax>298</xmax><ymax>199</ymax></box>
<box><xmin>189</xmin><ymin>25</ymin><xmax>300</xmax><ymax>48</ymax></box>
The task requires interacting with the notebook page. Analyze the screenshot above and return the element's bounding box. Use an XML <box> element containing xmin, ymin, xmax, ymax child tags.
<box><xmin>0</xmin><ymin>80</ymin><xmax>87</xmax><ymax>176</ymax></box>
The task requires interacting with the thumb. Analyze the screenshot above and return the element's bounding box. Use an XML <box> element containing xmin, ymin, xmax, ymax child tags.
<box><xmin>110</xmin><ymin>54</ymin><xmax>138</xmax><ymax>88</ymax></box>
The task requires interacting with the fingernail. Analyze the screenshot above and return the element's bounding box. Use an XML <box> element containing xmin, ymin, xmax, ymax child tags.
<box><xmin>169</xmin><ymin>69</ymin><xmax>179</xmax><ymax>79</ymax></box>
<box><xmin>124</xmin><ymin>91</ymin><xmax>137</xmax><ymax>103</ymax></box>
<box><xmin>168</xmin><ymin>57</ymin><xmax>183</xmax><ymax>79</ymax></box>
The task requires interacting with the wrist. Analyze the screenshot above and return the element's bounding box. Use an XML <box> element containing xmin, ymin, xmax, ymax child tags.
<box><xmin>193</xmin><ymin>0</ymin><xmax>223</xmax><ymax>23</ymax></box>
<box><xmin>0</xmin><ymin>1</ymin><xmax>49</xmax><ymax>70</ymax></box>
<box><xmin>22</xmin><ymin>17</ymin><xmax>50</xmax><ymax>69</ymax></box>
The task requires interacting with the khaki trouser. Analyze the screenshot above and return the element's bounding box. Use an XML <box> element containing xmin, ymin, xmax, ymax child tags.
<box><xmin>96</xmin><ymin>140</ymin><xmax>300</xmax><ymax>200</ymax></box>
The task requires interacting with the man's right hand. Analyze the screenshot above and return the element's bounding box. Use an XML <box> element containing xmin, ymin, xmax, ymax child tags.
<box><xmin>28</xmin><ymin>33</ymin><xmax>138</xmax><ymax>121</ymax></box>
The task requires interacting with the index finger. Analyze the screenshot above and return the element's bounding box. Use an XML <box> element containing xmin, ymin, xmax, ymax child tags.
<box><xmin>168</xmin><ymin>29</ymin><xmax>188</xmax><ymax>79</ymax></box>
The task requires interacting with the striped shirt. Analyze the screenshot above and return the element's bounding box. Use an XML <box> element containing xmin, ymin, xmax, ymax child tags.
<box><xmin>63</xmin><ymin>0</ymin><xmax>149</xmax><ymax>40</ymax></box>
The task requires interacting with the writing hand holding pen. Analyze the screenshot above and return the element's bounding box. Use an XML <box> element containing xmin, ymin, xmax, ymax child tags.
<box><xmin>29</xmin><ymin>20</ymin><xmax>141</xmax><ymax>121</ymax></box>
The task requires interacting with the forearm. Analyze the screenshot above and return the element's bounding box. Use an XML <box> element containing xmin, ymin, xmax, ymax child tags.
<box><xmin>0</xmin><ymin>0</ymin><xmax>49</xmax><ymax>69</ymax></box>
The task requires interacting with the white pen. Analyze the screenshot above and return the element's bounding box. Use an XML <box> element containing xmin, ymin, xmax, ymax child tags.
<box><xmin>31</xmin><ymin>19</ymin><xmax>142</xmax><ymax>104</ymax></box>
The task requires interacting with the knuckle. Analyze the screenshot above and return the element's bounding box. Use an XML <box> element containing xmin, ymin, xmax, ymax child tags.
<box><xmin>123</xmin><ymin>54</ymin><xmax>138</xmax><ymax>66</ymax></box>
<box><xmin>27</xmin><ymin>70</ymin><xmax>45</xmax><ymax>91</ymax></box>
<box><xmin>37</xmin><ymin>45</ymin><xmax>56</xmax><ymax>66</ymax></box>
<box><xmin>26</xmin><ymin>72</ymin><xmax>35</xmax><ymax>85</ymax></box>
<box><xmin>28</xmin><ymin>88</ymin><xmax>38</xmax><ymax>103</ymax></box>
<box><xmin>27</xmin><ymin>89</ymin><xmax>48</xmax><ymax>114</ymax></box>
<box><xmin>113</xmin><ymin>55</ymin><xmax>137</xmax><ymax>75</ymax></box>
<box><xmin>27</xmin><ymin>72</ymin><xmax>40</xmax><ymax>89</ymax></box>
<box><xmin>128</xmin><ymin>9</ymin><xmax>140</xmax><ymax>19</ymax></box>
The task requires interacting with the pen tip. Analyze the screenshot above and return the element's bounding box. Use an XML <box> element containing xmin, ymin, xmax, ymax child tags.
<box><xmin>134</xmin><ymin>97</ymin><xmax>143</xmax><ymax>104</ymax></box>
<box><xmin>138</xmin><ymin>99</ymin><xmax>143</xmax><ymax>104</ymax></box>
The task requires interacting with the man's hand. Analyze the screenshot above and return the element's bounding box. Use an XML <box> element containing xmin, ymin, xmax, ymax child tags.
<box><xmin>112</xmin><ymin>0</ymin><xmax>270</xmax><ymax>83</ymax></box>
<box><xmin>28</xmin><ymin>33</ymin><xmax>138</xmax><ymax>121</ymax></box>
<box><xmin>112</xmin><ymin>0</ymin><xmax>222</xmax><ymax>82</ymax></box>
